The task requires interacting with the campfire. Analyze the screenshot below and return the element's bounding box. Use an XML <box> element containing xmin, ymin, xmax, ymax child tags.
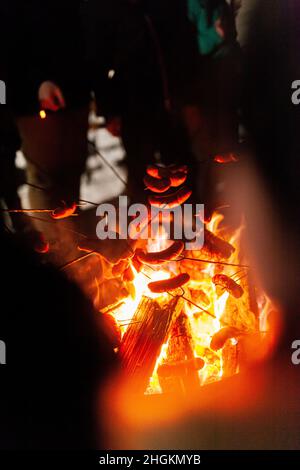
<box><xmin>8</xmin><ymin>157</ymin><xmax>275</xmax><ymax>397</ymax></box>
<box><xmin>98</xmin><ymin>163</ymin><xmax>274</xmax><ymax>396</ymax></box>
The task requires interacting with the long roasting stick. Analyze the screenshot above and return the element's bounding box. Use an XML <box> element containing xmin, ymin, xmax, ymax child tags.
<box><xmin>59</xmin><ymin>251</ymin><xmax>97</xmax><ymax>271</ymax></box>
<box><xmin>1</xmin><ymin>208</ymin><xmax>57</xmax><ymax>214</ymax></box>
<box><xmin>178</xmin><ymin>256</ymin><xmax>249</xmax><ymax>269</ymax></box>
<box><xmin>88</xmin><ymin>140</ymin><xmax>128</xmax><ymax>187</ymax></box>
<box><xmin>25</xmin><ymin>182</ymin><xmax>100</xmax><ymax>208</ymax></box>
<box><xmin>166</xmin><ymin>289</ymin><xmax>245</xmax><ymax>330</ymax></box>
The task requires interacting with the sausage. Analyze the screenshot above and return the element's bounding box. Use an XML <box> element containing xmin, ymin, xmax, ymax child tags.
<box><xmin>148</xmin><ymin>187</ymin><xmax>192</xmax><ymax>209</ymax></box>
<box><xmin>210</xmin><ymin>327</ymin><xmax>241</xmax><ymax>351</ymax></box>
<box><xmin>51</xmin><ymin>202</ymin><xmax>77</xmax><ymax>220</ymax></box>
<box><xmin>147</xmin><ymin>164</ymin><xmax>188</xmax><ymax>179</ymax></box>
<box><xmin>214</xmin><ymin>153</ymin><xmax>239</xmax><ymax>164</ymax></box>
<box><xmin>143</xmin><ymin>174</ymin><xmax>171</xmax><ymax>193</ymax></box>
<box><xmin>157</xmin><ymin>358</ymin><xmax>205</xmax><ymax>377</ymax></box>
<box><xmin>137</xmin><ymin>240</ymin><xmax>184</xmax><ymax>265</ymax></box>
<box><xmin>170</xmin><ymin>171</ymin><xmax>187</xmax><ymax>187</ymax></box>
<box><xmin>148</xmin><ymin>272</ymin><xmax>190</xmax><ymax>293</ymax></box>
<box><xmin>147</xmin><ymin>165</ymin><xmax>162</xmax><ymax>178</ymax></box>
<box><xmin>203</xmin><ymin>229</ymin><xmax>235</xmax><ymax>260</ymax></box>
<box><xmin>146</xmin><ymin>165</ymin><xmax>168</xmax><ymax>179</ymax></box>
<box><xmin>212</xmin><ymin>274</ymin><xmax>244</xmax><ymax>298</ymax></box>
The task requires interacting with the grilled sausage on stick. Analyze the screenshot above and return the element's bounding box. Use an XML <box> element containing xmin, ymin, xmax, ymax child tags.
<box><xmin>148</xmin><ymin>187</ymin><xmax>192</xmax><ymax>209</ymax></box>
<box><xmin>137</xmin><ymin>240</ymin><xmax>184</xmax><ymax>265</ymax></box>
<box><xmin>148</xmin><ymin>273</ymin><xmax>190</xmax><ymax>293</ymax></box>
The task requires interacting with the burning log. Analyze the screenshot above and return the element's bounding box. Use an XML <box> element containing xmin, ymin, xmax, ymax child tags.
<box><xmin>157</xmin><ymin>358</ymin><xmax>204</xmax><ymax>378</ymax></box>
<box><xmin>246</xmin><ymin>270</ymin><xmax>260</xmax><ymax>320</ymax></box>
<box><xmin>119</xmin><ymin>295</ymin><xmax>184</xmax><ymax>393</ymax></box>
<box><xmin>159</xmin><ymin>312</ymin><xmax>201</xmax><ymax>393</ymax></box>
<box><xmin>222</xmin><ymin>339</ymin><xmax>239</xmax><ymax>378</ymax></box>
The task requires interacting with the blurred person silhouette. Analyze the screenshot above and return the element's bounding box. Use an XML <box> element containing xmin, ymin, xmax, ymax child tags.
<box><xmin>86</xmin><ymin>0</ymin><xmax>198</xmax><ymax>202</ymax></box>
<box><xmin>2</xmin><ymin>2</ymin><xmax>139</xmax><ymax>267</ymax></box>
<box><xmin>182</xmin><ymin>0</ymin><xmax>240</xmax><ymax>216</ymax></box>
<box><xmin>0</xmin><ymin>226</ymin><xmax>118</xmax><ymax>449</ymax></box>
<box><xmin>186</xmin><ymin>0</ymin><xmax>240</xmax><ymax>152</ymax></box>
<box><xmin>96</xmin><ymin>1</ymin><xmax>239</xmax><ymax>213</ymax></box>
<box><xmin>2</xmin><ymin>1</ymin><xmax>90</xmax><ymax>259</ymax></box>
<box><xmin>236</xmin><ymin>0</ymin><xmax>300</xmax><ymax>322</ymax></box>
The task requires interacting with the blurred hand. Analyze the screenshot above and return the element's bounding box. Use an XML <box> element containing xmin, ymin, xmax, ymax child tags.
<box><xmin>106</xmin><ymin>117</ymin><xmax>122</xmax><ymax>137</ymax></box>
<box><xmin>38</xmin><ymin>81</ymin><xmax>66</xmax><ymax>111</ymax></box>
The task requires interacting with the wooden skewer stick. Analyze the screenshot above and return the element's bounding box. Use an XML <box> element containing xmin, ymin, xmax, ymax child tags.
<box><xmin>179</xmin><ymin>256</ymin><xmax>249</xmax><ymax>269</ymax></box>
<box><xmin>25</xmin><ymin>182</ymin><xmax>100</xmax><ymax>208</ymax></box>
<box><xmin>1</xmin><ymin>209</ymin><xmax>55</xmax><ymax>214</ymax></box>
<box><xmin>88</xmin><ymin>139</ymin><xmax>128</xmax><ymax>187</ymax></box>
<box><xmin>59</xmin><ymin>251</ymin><xmax>97</xmax><ymax>271</ymax></box>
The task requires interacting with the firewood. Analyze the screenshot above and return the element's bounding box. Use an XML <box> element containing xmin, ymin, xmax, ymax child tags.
<box><xmin>159</xmin><ymin>313</ymin><xmax>200</xmax><ymax>393</ymax></box>
<box><xmin>119</xmin><ymin>295</ymin><xmax>184</xmax><ymax>393</ymax></box>
<box><xmin>157</xmin><ymin>358</ymin><xmax>204</xmax><ymax>378</ymax></box>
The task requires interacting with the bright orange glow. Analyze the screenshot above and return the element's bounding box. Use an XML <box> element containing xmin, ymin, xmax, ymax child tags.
<box><xmin>39</xmin><ymin>110</ymin><xmax>47</xmax><ymax>120</ymax></box>
<box><xmin>109</xmin><ymin>212</ymin><xmax>276</xmax><ymax>396</ymax></box>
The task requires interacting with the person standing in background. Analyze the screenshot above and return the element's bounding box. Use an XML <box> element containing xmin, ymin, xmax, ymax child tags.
<box><xmin>2</xmin><ymin>1</ymin><xmax>91</xmax><ymax>260</ymax></box>
<box><xmin>183</xmin><ymin>0</ymin><xmax>240</xmax><ymax>215</ymax></box>
<box><xmin>86</xmin><ymin>0</ymin><xmax>197</xmax><ymax>202</ymax></box>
